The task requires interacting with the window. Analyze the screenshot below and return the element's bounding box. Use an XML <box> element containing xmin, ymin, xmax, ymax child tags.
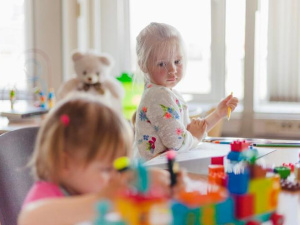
<box><xmin>129</xmin><ymin>0</ymin><xmax>246</xmax><ymax>103</ymax></box>
<box><xmin>130</xmin><ymin>0</ymin><xmax>212</xmax><ymax>97</ymax></box>
<box><xmin>0</xmin><ymin>0</ymin><xmax>27</xmax><ymax>99</ymax></box>
<box><xmin>254</xmin><ymin>0</ymin><xmax>300</xmax><ymax>112</ymax></box>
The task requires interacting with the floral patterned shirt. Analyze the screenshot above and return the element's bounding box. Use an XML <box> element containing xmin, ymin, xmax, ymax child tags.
<box><xmin>134</xmin><ymin>82</ymin><xmax>199</xmax><ymax>161</ymax></box>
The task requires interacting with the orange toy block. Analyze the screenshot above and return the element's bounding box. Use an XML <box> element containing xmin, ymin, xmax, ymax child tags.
<box><xmin>116</xmin><ymin>192</ymin><xmax>168</xmax><ymax>225</ymax></box>
<box><xmin>208</xmin><ymin>165</ymin><xmax>224</xmax><ymax>174</ymax></box>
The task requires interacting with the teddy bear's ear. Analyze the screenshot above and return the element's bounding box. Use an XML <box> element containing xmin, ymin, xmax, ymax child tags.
<box><xmin>98</xmin><ymin>54</ymin><xmax>114</xmax><ymax>67</ymax></box>
<box><xmin>72</xmin><ymin>52</ymin><xmax>84</xmax><ymax>61</ymax></box>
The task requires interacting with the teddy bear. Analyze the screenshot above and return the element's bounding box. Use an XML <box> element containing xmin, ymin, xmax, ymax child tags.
<box><xmin>57</xmin><ymin>51</ymin><xmax>124</xmax><ymax>111</ymax></box>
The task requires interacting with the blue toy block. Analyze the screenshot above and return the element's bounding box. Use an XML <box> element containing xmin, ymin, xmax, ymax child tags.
<box><xmin>227</xmin><ymin>151</ymin><xmax>244</xmax><ymax>161</ymax></box>
<box><xmin>171</xmin><ymin>202</ymin><xmax>201</xmax><ymax>225</ymax></box>
<box><xmin>215</xmin><ymin>197</ymin><xmax>234</xmax><ymax>224</ymax></box>
<box><xmin>95</xmin><ymin>201</ymin><xmax>126</xmax><ymax>225</ymax></box>
<box><xmin>135</xmin><ymin>160</ymin><xmax>149</xmax><ymax>193</ymax></box>
<box><xmin>227</xmin><ymin>169</ymin><xmax>250</xmax><ymax>194</ymax></box>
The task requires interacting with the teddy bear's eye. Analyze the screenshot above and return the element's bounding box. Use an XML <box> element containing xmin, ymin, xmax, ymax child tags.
<box><xmin>96</xmin><ymin>72</ymin><xmax>100</xmax><ymax>76</ymax></box>
<box><xmin>83</xmin><ymin>71</ymin><xmax>87</xmax><ymax>75</ymax></box>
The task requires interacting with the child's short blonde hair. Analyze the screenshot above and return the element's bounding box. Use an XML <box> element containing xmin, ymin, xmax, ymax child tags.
<box><xmin>136</xmin><ymin>22</ymin><xmax>187</xmax><ymax>77</ymax></box>
<box><xmin>29</xmin><ymin>93</ymin><xmax>133</xmax><ymax>183</ymax></box>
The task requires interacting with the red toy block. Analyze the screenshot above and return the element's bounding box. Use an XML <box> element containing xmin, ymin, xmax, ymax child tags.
<box><xmin>230</xmin><ymin>140</ymin><xmax>250</xmax><ymax>152</ymax></box>
<box><xmin>232</xmin><ymin>193</ymin><xmax>254</xmax><ymax>219</ymax></box>
<box><xmin>270</xmin><ymin>213</ymin><xmax>284</xmax><ymax>225</ymax></box>
<box><xmin>211</xmin><ymin>156</ymin><xmax>224</xmax><ymax>165</ymax></box>
<box><xmin>245</xmin><ymin>221</ymin><xmax>261</xmax><ymax>225</ymax></box>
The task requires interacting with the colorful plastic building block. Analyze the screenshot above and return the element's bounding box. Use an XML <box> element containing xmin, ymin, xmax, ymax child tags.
<box><xmin>280</xmin><ymin>179</ymin><xmax>300</xmax><ymax>191</ymax></box>
<box><xmin>227</xmin><ymin>168</ymin><xmax>250</xmax><ymax>194</ymax></box>
<box><xmin>274</xmin><ymin>166</ymin><xmax>291</xmax><ymax>179</ymax></box>
<box><xmin>211</xmin><ymin>156</ymin><xmax>224</xmax><ymax>165</ymax></box>
<box><xmin>9</xmin><ymin>89</ymin><xmax>16</xmax><ymax>110</ymax></box>
<box><xmin>230</xmin><ymin>140</ymin><xmax>250</xmax><ymax>152</ymax></box>
<box><xmin>47</xmin><ymin>88</ymin><xmax>55</xmax><ymax>109</ymax></box>
<box><xmin>232</xmin><ymin>193</ymin><xmax>254</xmax><ymax>219</ymax></box>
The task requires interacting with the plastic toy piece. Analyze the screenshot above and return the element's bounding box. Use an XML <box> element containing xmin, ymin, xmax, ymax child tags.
<box><xmin>116</xmin><ymin>192</ymin><xmax>168</xmax><ymax>225</ymax></box>
<box><xmin>245</xmin><ymin>220</ymin><xmax>261</xmax><ymax>225</ymax></box>
<box><xmin>273</xmin><ymin>166</ymin><xmax>291</xmax><ymax>179</ymax></box>
<box><xmin>135</xmin><ymin>160</ymin><xmax>149</xmax><ymax>193</ymax></box>
<box><xmin>280</xmin><ymin>179</ymin><xmax>300</xmax><ymax>192</ymax></box>
<box><xmin>95</xmin><ymin>201</ymin><xmax>126</xmax><ymax>225</ymax></box>
<box><xmin>9</xmin><ymin>89</ymin><xmax>16</xmax><ymax>110</ymax></box>
<box><xmin>208</xmin><ymin>165</ymin><xmax>226</xmax><ymax>186</ymax></box>
<box><xmin>167</xmin><ymin>150</ymin><xmax>178</xmax><ymax>187</ymax></box>
<box><xmin>211</xmin><ymin>156</ymin><xmax>224</xmax><ymax>165</ymax></box>
<box><xmin>39</xmin><ymin>91</ymin><xmax>47</xmax><ymax>109</ymax></box>
<box><xmin>230</xmin><ymin>140</ymin><xmax>250</xmax><ymax>152</ymax></box>
<box><xmin>270</xmin><ymin>213</ymin><xmax>284</xmax><ymax>225</ymax></box>
<box><xmin>249</xmin><ymin>164</ymin><xmax>267</xmax><ymax>179</ymax></box>
<box><xmin>114</xmin><ymin>156</ymin><xmax>131</xmax><ymax>172</ymax></box>
<box><xmin>227</xmin><ymin>169</ymin><xmax>250</xmax><ymax>195</ymax></box>
<box><xmin>227</xmin><ymin>151</ymin><xmax>244</xmax><ymax>161</ymax></box>
<box><xmin>171</xmin><ymin>202</ymin><xmax>200</xmax><ymax>225</ymax></box>
<box><xmin>232</xmin><ymin>193</ymin><xmax>254</xmax><ymax>219</ymax></box>
<box><xmin>208</xmin><ymin>165</ymin><xmax>224</xmax><ymax>174</ymax></box>
<box><xmin>282</xmin><ymin>162</ymin><xmax>294</xmax><ymax>172</ymax></box>
<box><xmin>47</xmin><ymin>88</ymin><xmax>55</xmax><ymax>109</ymax></box>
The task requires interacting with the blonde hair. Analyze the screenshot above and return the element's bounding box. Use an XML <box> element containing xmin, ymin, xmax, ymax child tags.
<box><xmin>29</xmin><ymin>93</ymin><xmax>133</xmax><ymax>183</ymax></box>
<box><xmin>136</xmin><ymin>22</ymin><xmax>187</xmax><ymax>80</ymax></box>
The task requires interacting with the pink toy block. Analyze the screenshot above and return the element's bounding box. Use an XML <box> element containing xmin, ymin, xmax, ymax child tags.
<box><xmin>230</xmin><ymin>140</ymin><xmax>250</xmax><ymax>152</ymax></box>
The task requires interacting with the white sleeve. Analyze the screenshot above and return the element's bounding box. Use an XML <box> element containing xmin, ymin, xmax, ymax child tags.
<box><xmin>147</xmin><ymin>88</ymin><xmax>200</xmax><ymax>151</ymax></box>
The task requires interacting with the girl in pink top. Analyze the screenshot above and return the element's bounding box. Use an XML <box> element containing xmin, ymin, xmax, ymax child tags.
<box><xmin>19</xmin><ymin>93</ymin><xmax>179</xmax><ymax>225</ymax></box>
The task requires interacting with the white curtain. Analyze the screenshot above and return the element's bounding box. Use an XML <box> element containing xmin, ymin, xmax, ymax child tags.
<box><xmin>267</xmin><ymin>0</ymin><xmax>300</xmax><ymax>102</ymax></box>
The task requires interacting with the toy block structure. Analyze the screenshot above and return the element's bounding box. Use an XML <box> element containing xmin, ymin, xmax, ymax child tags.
<box><xmin>95</xmin><ymin>143</ymin><xmax>284</xmax><ymax>225</ymax></box>
<box><xmin>224</xmin><ymin>140</ymin><xmax>283</xmax><ymax>225</ymax></box>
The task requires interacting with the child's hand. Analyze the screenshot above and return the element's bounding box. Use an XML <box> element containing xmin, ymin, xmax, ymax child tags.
<box><xmin>216</xmin><ymin>94</ymin><xmax>238</xmax><ymax>118</ymax></box>
<box><xmin>97</xmin><ymin>172</ymin><xmax>130</xmax><ymax>200</ymax></box>
<box><xmin>187</xmin><ymin>118</ymin><xmax>207</xmax><ymax>141</ymax></box>
<box><xmin>171</xmin><ymin>169</ymin><xmax>189</xmax><ymax>198</ymax></box>
<box><xmin>148</xmin><ymin>167</ymin><xmax>189</xmax><ymax>198</ymax></box>
<box><xmin>148</xmin><ymin>167</ymin><xmax>171</xmax><ymax>196</ymax></box>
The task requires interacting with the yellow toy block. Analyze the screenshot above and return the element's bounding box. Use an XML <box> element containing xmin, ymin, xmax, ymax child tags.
<box><xmin>249</xmin><ymin>177</ymin><xmax>272</xmax><ymax>214</ymax></box>
<box><xmin>116</xmin><ymin>194</ymin><xmax>168</xmax><ymax>225</ymax></box>
<box><xmin>201</xmin><ymin>205</ymin><xmax>216</xmax><ymax>225</ymax></box>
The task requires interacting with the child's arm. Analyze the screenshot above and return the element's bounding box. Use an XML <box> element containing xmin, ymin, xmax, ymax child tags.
<box><xmin>145</xmin><ymin>88</ymin><xmax>199</xmax><ymax>151</ymax></box>
<box><xmin>18</xmin><ymin>193</ymin><xmax>99</xmax><ymax>225</ymax></box>
<box><xmin>18</xmin><ymin>175</ymin><xmax>128</xmax><ymax>225</ymax></box>
<box><xmin>205</xmin><ymin>94</ymin><xmax>238</xmax><ymax>131</ymax></box>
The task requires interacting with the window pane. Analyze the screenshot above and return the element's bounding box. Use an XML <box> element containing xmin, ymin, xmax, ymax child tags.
<box><xmin>225</xmin><ymin>0</ymin><xmax>245</xmax><ymax>101</ymax></box>
<box><xmin>129</xmin><ymin>0</ymin><xmax>211</xmax><ymax>94</ymax></box>
<box><xmin>0</xmin><ymin>0</ymin><xmax>26</xmax><ymax>97</ymax></box>
<box><xmin>257</xmin><ymin>0</ymin><xmax>300</xmax><ymax>103</ymax></box>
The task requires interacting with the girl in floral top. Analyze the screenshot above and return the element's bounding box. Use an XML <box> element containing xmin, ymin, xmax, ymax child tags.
<box><xmin>134</xmin><ymin>22</ymin><xmax>238</xmax><ymax>161</ymax></box>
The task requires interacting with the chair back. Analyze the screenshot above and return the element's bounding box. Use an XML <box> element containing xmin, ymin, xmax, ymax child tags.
<box><xmin>0</xmin><ymin>126</ymin><xmax>39</xmax><ymax>225</ymax></box>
